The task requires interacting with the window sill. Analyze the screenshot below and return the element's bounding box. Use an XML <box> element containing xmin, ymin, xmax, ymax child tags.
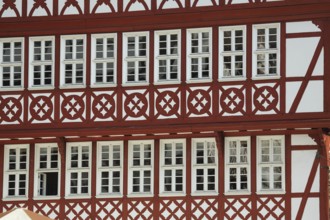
<box><xmin>2</xmin><ymin>196</ymin><xmax>28</xmax><ymax>201</ymax></box>
<box><xmin>154</xmin><ymin>80</ymin><xmax>181</xmax><ymax>85</ymax></box>
<box><xmin>186</xmin><ymin>79</ymin><xmax>213</xmax><ymax>84</ymax></box>
<box><xmin>122</xmin><ymin>82</ymin><xmax>149</xmax><ymax>87</ymax></box>
<box><xmin>33</xmin><ymin>196</ymin><xmax>60</xmax><ymax>200</ymax></box>
<box><xmin>65</xmin><ymin>194</ymin><xmax>91</xmax><ymax>199</ymax></box>
<box><xmin>224</xmin><ymin>191</ymin><xmax>251</xmax><ymax>196</ymax></box>
<box><xmin>60</xmin><ymin>85</ymin><xmax>86</xmax><ymax>89</ymax></box>
<box><xmin>90</xmin><ymin>83</ymin><xmax>117</xmax><ymax>88</ymax></box>
<box><xmin>127</xmin><ymin>193</ymin><xmax>154</xmax><ymax>198</ymax></box>
<box><xmin>219</xmin><ymin>77</ymin><xmax>247</xmax><ymax>82</ymax></box>
<box><xmin>0</xmin><ymin>87</ymin><xmax>24</xmax><ymax>92</ymax></box>
<box><xmin>28</xmin><ymin>86</ymin><xmax>55</xmax><ymax>91</ymax></box>
<box><xmin>252</xmin><ymin>75</ymin><xmax>281</xmax><ymax>80</ymax></box>
<box><xmin>96</xmin><ymin>194</ymin><xmax>123</xmax><ymax>199</ymax></box>
<box><xmin>256</xmin><ymin>190</ymin><xmax>286</xmax><ymax>195</ymax></box>
<box><xmin>191</xmin><ymin>191</ymin><xmax>218</xmax><ymax>197</ymax></box>
<box><xmin>159</xmin><ymin>192</ymin><xmax>186</xmax><ymax>197</ymax></box>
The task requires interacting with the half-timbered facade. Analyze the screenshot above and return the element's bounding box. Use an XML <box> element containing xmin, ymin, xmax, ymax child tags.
<box><xmin>0</xmin><ymin>0</ymin><xmax>329</xmax><ymax>219</ymax></box>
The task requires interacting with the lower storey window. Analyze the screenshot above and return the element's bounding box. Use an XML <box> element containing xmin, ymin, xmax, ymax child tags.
<box><xmin>101</xmin><ymin>171</ymin><xmax>120</xmax><ymax>193</ymax></box>
<box><xmin>196</xmin><ymin>168</ymin><xmax>216</xmax><ymax>191</ymax></box>
<box><xmin>8</xmin><ymin>174</ymin><xmax>26</xmax><ymax>196</ymax></box>
<box><xmin>70</xmin><ymin>172</ymin><xmax>89</xmax><ymax>194</ymax></box>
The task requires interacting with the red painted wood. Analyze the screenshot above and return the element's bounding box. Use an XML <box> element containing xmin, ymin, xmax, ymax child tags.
<box><xmin>0</xmin><ymin>144</ymin><xmax>3</xmax><ymax>213</ymax></box>
<box><xmin>153</xmin><ymin>139</ymin><xmax>160</xmax><ymax>219</ymax></box>
<box><xmin>296</xmin><ymin>150</ymin><xmax>320</xmax><ymax>220</ymax></box>
<box><xmin>122</xmin><ymin>140</ymin><xmax>128</xmax><ymax>220</ymax></box>
<box><xmin>186</xmin><ymin>137</ymin><xmax>192</xmax><ymax>220</ymax></box>
<box><xmin>90</xmin><ymin>141</ymin><xmax>97</xmax><ymax>219</ymax></box>
<box><xmin>285</xmin><ymin>135</ymin><xmax>292</xmax><ymax>220</ymax></box>
<box><xmin>27</xmin><ymin>143</ymin><xmax>35</xmax><ymax>210</ymax></box>
<box><xmin>250</xmin><ymin>136</ymin><xmax>257</xmax><ymax>220</ymax></box>
<box><xmin>289</xmin><ymin>38</ymin><xmax>324</xmax><ymax>113</ymax></box>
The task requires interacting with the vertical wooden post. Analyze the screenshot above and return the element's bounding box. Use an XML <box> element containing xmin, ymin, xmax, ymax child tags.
<box><xmin>0</xmin><ymin>144</ymin><xmax>4</xmax><ymax>213</ymax></box>
<box><xmin>57</xmin><ymin>138</ymin><xmax>66</xmax><ymax>220</ymax></box>
<box><xmin>285</xmin><ymin>134</ymin><xmax>292</xmax><ymax>220</ymax></box>
<box><xmin>251</xmin><ymin>136</ymin><xmax>257</xmax><ymax>220</ymax></box>
<box><xmin>90</xmin><ymin>141</ymin><xmax>97</xmax><ymax>219</ymax></box>
<box><xmin>186</xmin><ymin>137</ymin><xmax>192</xmax><ymax>219</ymax></box>
<box><xmin>215</xmin><ymin>132</ymin><xmax>224</xmax><ymax>220</ymax></box>
<box><xmin>153</xmin><ymin>139</ymin><xmax>160</xmax><ymax>219</ymax></box>
<box><xmin>122</xmin><ymin>140</ymin><xmax>128</xmax><ymax>219</ymax></box>
<box><xmin>27</xmin><ymin>143</ymin><xmax>35</xmax><ymax>211</ymax></box>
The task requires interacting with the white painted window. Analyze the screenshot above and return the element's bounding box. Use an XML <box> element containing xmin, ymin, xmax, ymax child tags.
<box><xmin>3</xmin><ymin>144</ymin><xmax>29</xmax><ymax>199</ymax></box>
<box><xmin>253</xmin><ymin>24</ymin><xmax>280</xmax><ymax>76</ymax></box>
<box><xmin>128</xmin><ymin>140</ymin><xmax>153</xmax><ymax>196</ymax></box>
<box><xmin>66</xmin><ymin>142</ymin><xmax>91</xmax><ymax>197</ymax></box>
<box><xmin>225</xmin><ymin>137</ymin><xmax>250</xmax><ymax>194</ymax></box>
<box><xmin>257</xmin><ymin>136</ymin><xmax>285</xmax><ymax>193</ymax></box>
<box><xmin>155</xmin><ymin>30</ymin><xmax>180</xmax><ymax>83</ymax></box>
<box><xmin>187</xmin><ymin>28</ymin><xmax>212</xmax><ymax>81</ymax></box>
<box><xmin>0</xmin><ymin>38</ymin><xmax>24</xmax><ymax>89</ymax></box>
<box><xmin>34</xmin><ymin>143</ymin><xmax>60</xmax><ymax>198</ymax></box>
<box><xmin>29</xmin><ymin>37</ymin><xmax>54</xmax><ymax>88</ymax></box>
<box><xmin>123</xmin><ymin>32</ymin><xmax>149</xmax><ymax>84</ymax></box>
<box><xmin>160</xmin><ymin>139</ymin><xmax>185</xmax><ymax>195</ymax></box>
<box><xmin>97</xmin><ymin>141</ymin><xmax>123</xmax><ymax>196</ymax></box>
<box><xmin>60</xmin><ymin>35</ymin><xmax>86</xmax><ymax>87</ymax></box>
<box><xmin>91</xmin><ymin>34</ymin><xmax>116</xmax><ymax>86</ymax></box>
<box><xmin>219</xmin><ymin>26</ymin><xmax>246</xmax><ymax>78</ymax></box>
<box><xmin>192</xmin><ymin>138</ymin><xmax>218</xmax><ymax>195</ymax></box>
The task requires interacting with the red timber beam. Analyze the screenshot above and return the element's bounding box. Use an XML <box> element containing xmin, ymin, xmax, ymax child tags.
<box><xmin>215</xmin><ymin>131</ymin><xmax>224</xmax><ymax>220</ymax></box>
<box><xmin>0</xmin><ymin>119</ymin><xmax>329</xmax><ymax>139</ymax></box>
<box><xmin>0</xmin><ymin>2</ymin><xmax>330</xmax><ymax>36</ymax></box>
<box><xmin>296</xmin><ymin>131</ymin><xmax>328</xmax><ymax>220</ymax></box>
<box><xmin>56</xmin><ymin>137</ymin><xmax>66</xmax><ymax>220</ymax></box>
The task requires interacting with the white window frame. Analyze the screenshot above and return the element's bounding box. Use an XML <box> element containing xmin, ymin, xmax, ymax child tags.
<box><xmin>0</xmin><ymin>37</ymin><xmax>24</xmax><ymax>90</ymax></box>
<box><xmin>219</xmin><ymin>25</ymin><xmax>246</xmax><ymax>80</ymax></box>
<box><xmin>34</xmin><ymin>143</ymin><xmax>60</xmax><ymax>199</ymax></box>
<box><xmin>154</xmin><ymin>30</ymin><xmax>181</xmax><ymax>84</ymax></box>
<box><xmin>159</xmin><ymin>139</ymin><xmax>186</xmax><ymax>196</ymax></box>
<box><xmin>186</xmin><ymin>28</ymin><xmax>212</xmax><ymax>82</ymax></box>
<box><xmin>191</xmin><ymin>138</ymin><xmax>218</xmax><ymax>195</ymax></box>
<box><xmin>3</xmin><ymin>144</ymin><xmax>29</xmax><ymax>200</ymax></box>
<box><xmin>65</xmin><ymin>142</ymin><xmax>92</xmax><ymax>198</ymax></box>
<box><xmin>225</xmin><ymin>137</ymin><xmax>250</xmax><ymax>195</ymax></box>
<box><xmin>96</xmin><ymin>141</ymin><xmax>123</xmax><ymax>197</ymax></box>
<box><xmin>91</xmin><ymin>33</ymin><xmax>117</xmax><ymax>87</ymax></box>
<box><xmin>252</xmin><ymin>23</ymin><xmax>280</xmax><ymax>78</ymax></box>
<box><xmin>128</xmin><ymin>140</ymin><xmax>154</xmax><ymax>197</ymax></box>
<box><xmin>257</xmin><ymin>135</ymin><xmax>285</xmax><ymax>194</ymax></box>
<box><xmin>60</xmin><ymin>35</ymin><xmax>86</xmax><ymax>88</ymax></box>
<box><xmin>123</xmin><ymin>31</ymin><xmax>149</xmax><ymax>86</ymax></box>
<box><xmin>29</xmin><ymin>36</ymin><xmax>55</xmax><ymax>89</ymax></box>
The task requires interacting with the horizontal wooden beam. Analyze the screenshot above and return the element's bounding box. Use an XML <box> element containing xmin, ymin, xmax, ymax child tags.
<box><xmin>0</xmin><ymin>2</ymin><xmax>330</xmax><ymax>36</ymax></box>
<box><xmin>0</xmin><ymin>118</ymin><xmax>327</xmax><ymax>139</ymax></box>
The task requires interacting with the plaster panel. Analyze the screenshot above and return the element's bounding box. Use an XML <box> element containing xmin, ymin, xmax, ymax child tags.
<box><xmin>0</xmin><ymin>0</ymin><xmax>22</xmax><ymax>17</ymax></box>
<box><xmin>291</xmin><ymin>150</ymin><xmax>317</xmax><ymax>193</ymax></box>
<box><xmin>90</xmin><ymin>0</ymin><xmax>118</xmax><ymax>13</ymax></box>
<box><xmin>312</xmin><ymin>49</ymin><xmax>324</xmax><ymax>76</ymax></box>
<box><xmin>286</xmin><ymin>21</ymin><xmax>321</xmax><ymax>34</ymax></box>
<box><xmin>292</xmin><ymin>198</ymin><xmax>319</xmax><ymax>220</ymax></box>
<box><xmin>291</xmin><ymin>134</ymin><xmax>317</xmax><ymax>146</ymax></box>
<box><xmin>286</xmin><ymin>37</ymin><xmax>320</xmax><ymax>77</ymax></box>
<box><xmin>58</xmin><ymin>0</ymin><xmax>84</xmax><ymax>15</ymax></box>
<box><xmin>158</xmin><ymin>0</ymin><xmax>184</xmax><ymax>9</ymax></box>
<box><xmin>227</xmin><ymin>0</ymin><xmax>250</xmax><ymax>4</ymax></box>
<box><xmin>285</xmin><ymin>82</ymin><xmax>300</xmax><ymax>113</ymax></box>
<box><xmin>28</xmin><ymin>0</ymin><xmax>53</xmax><ymax>16</ymax></box>
<box><xmin>191</xmin><ymin>0</ymin><xmax>219</xmax><ymax>7</ymax></box>
<box><xmin>297</xmin><ymin>81</ymin><xmax>323</xmax><ymax>113</ymax></box>
<box><xmin>124</xmin><ymin>0</ymin><xmax>151</xmax><ymax>11</ymax></box>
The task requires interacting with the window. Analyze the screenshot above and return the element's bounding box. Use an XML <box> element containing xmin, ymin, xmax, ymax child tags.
<box><xmin>225</xmin><ymin>137</ymin><xmax>250</xmax><ymax>194</ymax></box>
<box><xmin>257</xmin><ymin>136</ymin><xmax>285</xmax><ymax>192</ymax></box>
<box><xmin>35</xmin><ymin>143</ymin><xmax>59</xmax><ymax>197</ymax></box>
<box><xmin>3</xmin><ymin>144</ymin><xmax>29</xmax><ymax>199</ymax></box>
<box><xmin>61</xmin><ymin>35</ymin><xmax>86</xmax><ymax>86</ymax></box>
<box><xmin>160</xmin><ymin>139</ymin><xmax>185</xmax><ymax>195</ymax></box>
<box><xmin>192</xmin><ymin>138</ymin><xmax>218</xmax><ymax>194</ymax></box>
<box><xmin>219</xmin><ymin>26</ymin><xmax>246</xmax><ymax>78</ymax></box>
<box><xmin>155</xmin><ymin>30</ymin><xmax>180</xmax><ymax>83</ymax></box>
<box><xmin>29</xmin><ymin>37</ymin><xmax>54</xmax><ymax>88</ymax></box>
<box><xmin>66</xmin><ymin>142</ymin><xmax>91</xmax><ymax>197</ymax></box>
<box><xmin>123</xmin><ymin>32</ymin><xmax>149</xmax><ymax>84</ymax></box>
<box><xmin>128</xmin><ymin>140</ymin><xmax>153</xmax><ymax>196</ymax></box>
<box><xmin>97</xmin><ymin>141</ymin><xmax>123</xmax><ymax>196</ymax></box>
<box><xmin>253</xmin><ymin>24</ymin><xmax>280</xmax><ymax>76</ymax></box>
<box><xmin>0</xmin><ymin>38</ymin><xmax>24</xmax><ymax>89</ymax></box>
<box><xmin>91</xmin><ymin>34</ymin><xmax>116</xmax><ymax>86</ymax></box>
<box><xmin>187</xmin><ymin>28</ymin><xmax>212</xmax><ymax>81</ymax></box>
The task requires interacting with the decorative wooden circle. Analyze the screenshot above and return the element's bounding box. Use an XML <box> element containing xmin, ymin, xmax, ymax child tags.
<box><xmin>156</xmin><ymin>91</ymin><xmax>179</xmax><ymax>117</ymax></box>
<box><xmin>92</xmin><ymin>94</ymin><xmax>115</xmax><ymax>119</ymax></box>
<box><xmin>220</xmin><ymin>88</ymin><xmax>244</xmax><ymax>114</ymax></box>
<box><xmin>61</xmin><ymin>95</ymin><xmax>85</xmax><ymax>120</ymax></box>
<box><xmin>254</xmin><ymin>86</ymin><xmax>278</xmax><ymax>111</ymax></box>
<box><xmin>124</xmin><ymin>93</ymin><xmax>148</xmax><ymax>118</ymax></box>
<box><xmin>187</xmin><ymin>90</ymin><xmax>211</xmax><ymax>115</ymax></box>
<box><xmin>30</xmin><ymin>96</ymin><xmax>53</xmax><ymax>121</ymax></box>
<box><xmin>0</xmin><ymin>97</ymin><xmax>22</xmax><ymax>122</ymax></box>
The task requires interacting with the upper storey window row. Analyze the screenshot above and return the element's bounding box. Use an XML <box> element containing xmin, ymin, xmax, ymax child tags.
<box><xmin>0</xmin><ymin>23</ymin><xmax>280</xmax><ymax>90</ymax></box>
